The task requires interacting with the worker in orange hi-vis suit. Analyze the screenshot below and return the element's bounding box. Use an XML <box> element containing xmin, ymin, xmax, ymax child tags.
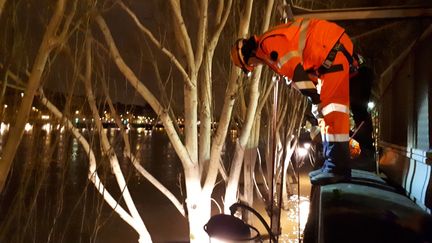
<box><xmin>231</xmin><ymin>18</ymin><xmax>359</xmax><ymax>185</ymax></box>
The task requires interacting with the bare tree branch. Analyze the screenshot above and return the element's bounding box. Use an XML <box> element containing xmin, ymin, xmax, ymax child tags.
<box><xmin>0</xmin><ymin>0</ymin><xmax>6</xmax><ymax>19</ymax></box>
<box><xmin>38</xmin><ymin>90</ymin><xmax>143</xmax><ymax>235</ymax></box>
<box><xmin>0</xmin><ymin>0</ymin><xmax>67</xmax><ymax>193</ymax></box>
<box><xmin>118</xmin><ymin>1</ymin><xmax>193</xmax><ymax>88</ymax></box>
<box><xmin>169</xmin><ymin>0</ymin><xmax>196</xmax><ymax>75</ymax></box>
<box><xmin>94</xmin><ymin>14</ymin><xmax>194</xmax><ymax>168</ymax></box>
<box><xmin>194</xmin><ymin>0</ymin><xmax>207</xmax><ymax>69</ymax></box>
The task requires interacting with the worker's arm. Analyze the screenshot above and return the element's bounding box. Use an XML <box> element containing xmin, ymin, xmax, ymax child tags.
<box><xmin>291</xmin><ymin>63</ymin><xmax>321</xmax><ymax>104</ymax></box>
<box><xmin>255</xmin><ymin>35</ymin><xmax>320</xmax><ymax>104</ymax></box>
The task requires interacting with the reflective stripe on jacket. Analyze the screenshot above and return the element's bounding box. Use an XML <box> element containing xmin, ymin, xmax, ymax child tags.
<box><xmin>254</xmin><ymin>18</ymin><xmax>345</xmax><ymax>79</ymax></box>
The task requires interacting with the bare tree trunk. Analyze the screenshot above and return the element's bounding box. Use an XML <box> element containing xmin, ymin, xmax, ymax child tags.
<box><xmin>243</xmin><ymin>118</ymin><xmax>260</xmax><ymax>222</ymax></box>
<box><xmin>224</xmin><ymin>68</ymin><xmax>260</xmax><ymax>212</ymax></box>
<box><xmin>39</xmin><ymin>91</ymin><xmax>147</xmax><ymax>237</ymax></box>
<box><xmin>224</xmin><ymin>0</ymin><xmax>275</xmax><ymax>213</ymax></box>
<box><xmin>100</xmin><ymin>78</ymin><xmax>186</xmax><ymax>217</ymax></box>
<box><xmin>0</xmin><ymin>0</ymin><xmax>67</xmax><ymax>193</ymax></box>
<box><xmin>0</xmin><ymin>0</ymin><xmax>6</xmax><ymax>19</ymax></box>
<box><xmin>82</xmin><ymin>36</ymin><xmax>152</xmax><ymax>242</ymax></box>
<box><xmin>203</xmin><ymin>0</ymin><xmax>254</xmax><ymax>200</ymax></box>
<box><xmin>95</xmin><ymin>13</ymin><xmax>210</xmax><ymax>242</ymax></box>
<box><xmin>199</xmin><ymin>0</ymin><xmax>233</xmax><ymax>176</ymax></box>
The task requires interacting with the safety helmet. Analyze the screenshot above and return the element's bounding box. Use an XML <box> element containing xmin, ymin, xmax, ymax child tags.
<box><xmin>230</xmin><ymin>37</ymin><xmax>258</xmax><ymax>74</ymax></box>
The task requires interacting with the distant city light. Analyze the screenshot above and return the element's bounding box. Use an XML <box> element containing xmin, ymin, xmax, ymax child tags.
<box><xmin>0</xmin><ymin>122</ymin><xmax>9</xmax><ymax>134</ymax></box>
<box><xmin>42</xmin><ymin>123</ymin><xmax>52</xmax><ymax>133</ymax></box>
<box><xmin>368</xmin><ymin>101</ymin><xmax>375</xmax><ymax>109</ymax></box>
<box><xmin>41</xmin><ymin>115</ymin><xmax>50</xmax><ymax>120</ymax></box>
<box><xmin>24</xmin><ymin>123</ymin><xmax>33</xmax><ymax>132</ymax></box>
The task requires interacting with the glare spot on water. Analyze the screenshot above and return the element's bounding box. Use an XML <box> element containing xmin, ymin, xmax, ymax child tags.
<box><xmin>280</xmin><ymin>195</ymin><xmax>310</xmax><ymax>242</ymax></box>
<box><xmin>71</xmin><ymin>138</ymin><xmax>79</xmax><ymax>163</ymax></box>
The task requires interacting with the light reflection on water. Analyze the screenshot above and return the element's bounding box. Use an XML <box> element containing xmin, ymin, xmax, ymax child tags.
<box><xmin>0</xmin><ymin>126</ymin><xmax>308</xmax><ymax>243</ymax></box>
<box><xmin>0</xmin><ymin>127</ymin><xmax>188</xmax><ymax>243</ymax></box>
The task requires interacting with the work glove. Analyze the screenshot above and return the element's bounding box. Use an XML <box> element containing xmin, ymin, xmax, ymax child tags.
<box><xmin>311</xmin><ymin>103</ymin><xmax>323</xmax><ymax>119</ymax></box>
<box><xmin>349</xmin><ymin>138</ymin><xmax>361</xmax><ymax>159</ymax></box>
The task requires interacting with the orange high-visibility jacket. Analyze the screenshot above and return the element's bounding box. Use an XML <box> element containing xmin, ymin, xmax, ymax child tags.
<box><xmin>254</xmin><ymin>18</ymin><xmax>348</xmax><ymax>79</ymax></box>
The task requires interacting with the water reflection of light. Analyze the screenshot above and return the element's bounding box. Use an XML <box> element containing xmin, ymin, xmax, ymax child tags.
<box><xmin>71</xmin><ymin>138</ymin><xmax>79</xmax><ymax>162</ymax></box>
<box><xmin>0</xmin><ymin>122</ymin><xmax>9</xmax><ymax>134</ymax></box>
<box><xmin>281</xmin><ymin>195</ymin><xmax>310</xmax><ymax>242</ymax></box>
<box><xmin>24</xmin><ymin>123</ymin><xmax>33</xmax><ymax>132</ymax></box>
<box><xmin>42</xmin><ymin>123</ymin><xmax>52</xmax><ymax>133</ymax></box>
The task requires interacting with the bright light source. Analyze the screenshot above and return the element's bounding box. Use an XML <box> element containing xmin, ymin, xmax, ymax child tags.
<box><xmin>297</xmin><ymin>147</ymin><xmax>308</xmax><ymax>157</ymax></box>
<box><xmin>209</xmin><ymin>237</ymin><xmax>227</xmax><ymax>243</ymax></box>
<box><xmin>41</xmin><ymin>115</ymin><xmax>50</xmax><ymax>120</ymax></box>
<box><xmin>303</xmin><ymin>142</ymin><xmax>311</xmax><ymax>149</ymax></box>
<box><xmin>42</xmin><ymin>123</ymin><xmax>52</xmax><ymax>133</ymax></box>
<box><xmin>299</xmin><ymin>200</ymin><xmax>310</xmax><ymax>230</ymax></box>
<box><xmin>367</xmin><ymin>101</ymin><xmax>375</xmax><ymax>109</ymax></box>
<box><xmin>75</xmin><ymin>110</ymin><xmax>80</xmax><ymax>115</ymax></box>
<box><xmin>24</xmin><ymin>123</ymin><xmax>33</xmax><ymax>132</ymax></box>
<box><xmin>247</xmin><ymin>71</ymin><xmax>252</xmax><ymax>78</ymax></box>
<box><xmin>3</xmin><ymin>104</ymin><xmax>7</xmax><ymax>108</ymax></box>
<box><xmin>20</xmin><ymin>92</ymin><xmax>24</xmax><ymax>97</ymax></box>
<box><xmin>0</xmin><ymin>122</ymin><xmax>9</xmax><ymax>134</ymax></box>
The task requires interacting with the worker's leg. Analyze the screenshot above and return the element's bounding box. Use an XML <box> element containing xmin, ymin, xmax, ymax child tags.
<box><xmin>311</xmin><ymin>49</ymin><xmax>351</xmax><ymax>184</ymax></box>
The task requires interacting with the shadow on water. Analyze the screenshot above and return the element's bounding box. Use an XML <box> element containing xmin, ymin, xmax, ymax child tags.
<box><xmin>0</xmin><ymin>127</ymin><xmax>189</xmax><ymax>243</ymax></box>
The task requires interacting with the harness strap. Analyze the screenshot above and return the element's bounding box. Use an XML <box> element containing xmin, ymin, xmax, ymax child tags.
<box><xmin>320</xmin><ymin>41</ymin><xmax>360</xmax><ymax>75</ymax></box>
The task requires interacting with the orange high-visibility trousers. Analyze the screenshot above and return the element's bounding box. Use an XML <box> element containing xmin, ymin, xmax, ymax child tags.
<box><xmin>318</xmin><ymin>33</ymin><xmax>352</xmax><ymax>174</ymax></box>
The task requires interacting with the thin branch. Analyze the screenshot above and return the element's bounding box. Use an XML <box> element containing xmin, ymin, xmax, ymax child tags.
<box><xmin>94</xmin><ymin>14</ymin><xmax>194</xmax><ymax>168</ymax></box>
<box><xmin>169</xmin><ymin>0</ymin><xmax>196</xmax><ymax>75</ymax></box>
<box><xmin>194</xmin><ymin>0</ymin><xmax>207</xmax><ymax>69</ymax></box>
<box><xmin>38</xmin><ymin>90</ymin><xmax>140</xmax><ymax>232</ymax></box>
<box><xmin>118</xmin><ymin>1</ymin><xmax>193</xmax><ymax>88</ymax></box>
<box><xmin>0</xmin><ymin>0</ymin><xmax>67</xmax><ymax>193</ymax></box>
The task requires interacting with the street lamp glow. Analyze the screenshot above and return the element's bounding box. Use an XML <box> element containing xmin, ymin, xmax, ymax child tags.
<box><xmin>24</xmin><ymin>123</ymin><xmax>33</xmax><ymax>132</ymax></box>
<box><xmin>367</xmin><ymin>101</ymin><xmax>375</xmax><ymax>109</ymax></box>
<box><xmin>297</xmin><ymin>147</ymin><xmax>308</xmax><ymax>157</ymax></box>
<box><xmin>75</xmin><ymin>110</ymin><xmax>80</xmax><ymax>115</ymax></box>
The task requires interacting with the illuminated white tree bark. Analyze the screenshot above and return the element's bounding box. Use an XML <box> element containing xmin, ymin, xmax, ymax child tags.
<box><xmin>82</xmin><ymin>36</ymin><xmax>152</xmax><ymax>243</ymax></box>
<box><xmin>39</xmin><ymin>90</ymin><xmax>150</xmax><ymax>242</ymax></box>
<box><xmin>0</xmin><ymin>0</ymin><xmax>75</xmax><ymax>193</ymax></box>
<box><xmin>223</xmin><ymin>0</ymin><xmax>275</xmax><ymax>213</ymax></box>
